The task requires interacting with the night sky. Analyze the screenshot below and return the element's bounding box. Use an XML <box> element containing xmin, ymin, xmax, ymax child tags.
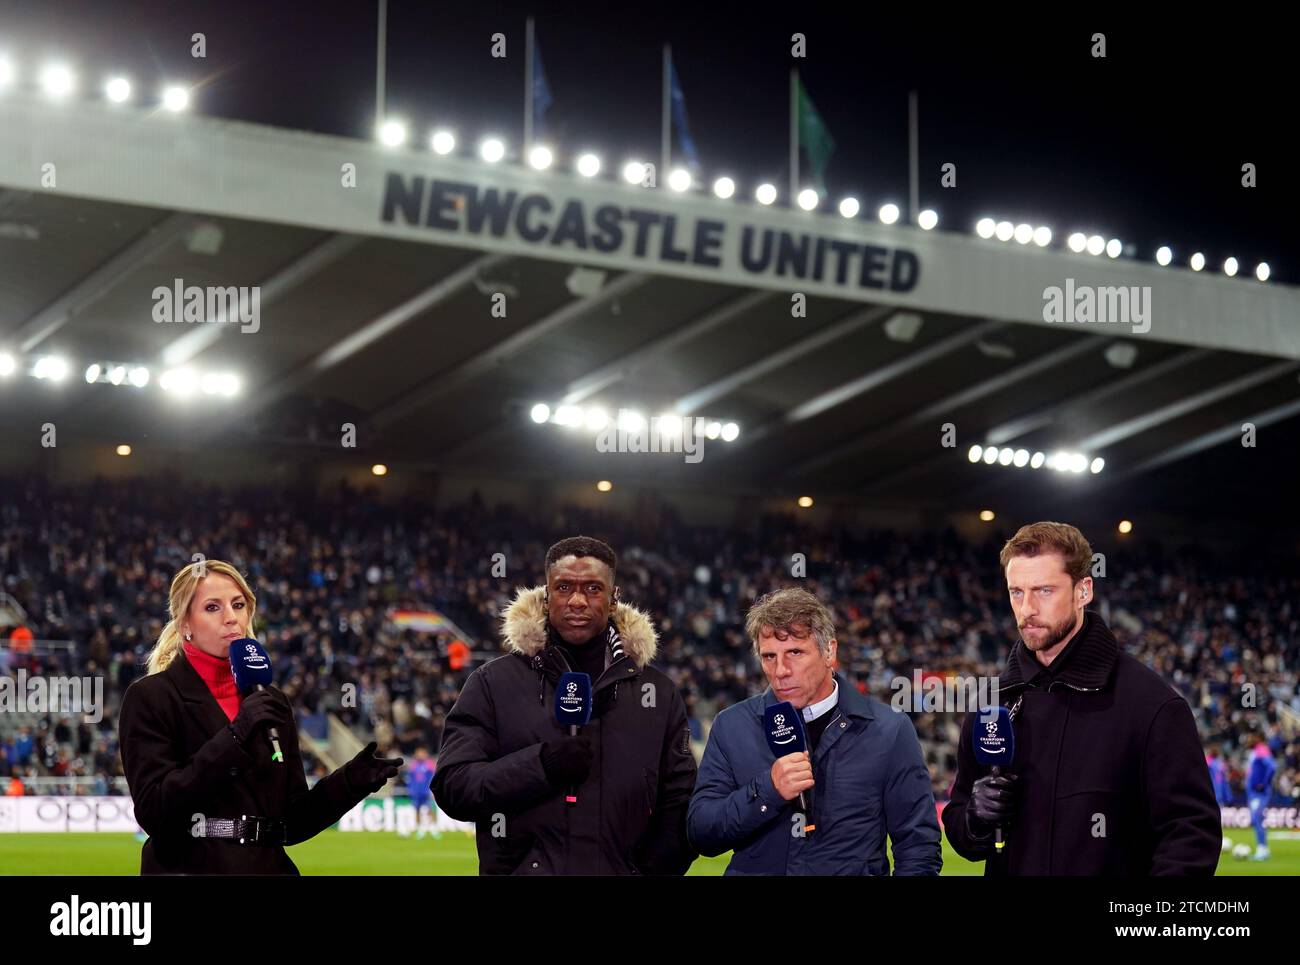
<box><xmin>0</xmin><ymin>1</ymin><xmax>1290</xmax><ymax>280</ymax></box>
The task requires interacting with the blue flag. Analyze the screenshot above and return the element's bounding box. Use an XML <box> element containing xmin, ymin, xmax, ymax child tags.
<box><xmin>669</xmin><ymin>55</ymin><xmax>699</xmax><ymax>170</ymax></box>
<box><xmin>533</xmin><ymin>38</ymin><xmax>553</xmax><ymax>140</ymax></box>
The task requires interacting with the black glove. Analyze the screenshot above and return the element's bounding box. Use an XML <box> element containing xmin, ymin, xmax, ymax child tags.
<box><xmin>229</xmin><ymin>688</ymin><xmax>294</xmax><ymax>748</ymax></box>
<box><xmin>345</xmin><ymin>741</ymin><xmax>404</xmax><ymax>795</ymax></box>
<box><xmin>967</xmin><ymin>771</ymin><xmax>1020</xmax><ymax>838</ymax></box>
<box><xmin>541</xmin><ymin>737</ymin><xmax>593</xmax><ymax>788</ymax></box>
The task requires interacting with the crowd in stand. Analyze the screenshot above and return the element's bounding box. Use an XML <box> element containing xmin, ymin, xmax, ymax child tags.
<box><xmin>1</xmin><ymin>475</ymin><xmax>1296</xmax><ymax>807</ymax></box>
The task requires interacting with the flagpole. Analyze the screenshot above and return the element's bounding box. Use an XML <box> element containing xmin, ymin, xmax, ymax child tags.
<box><xmin>661</xmin><ymin>45</ymin><xmax>671</xmax><ymax>183</ymax></box>
<box><xmin>524</xmin><ymin>16</ymin><xmax>535</xmax><ymax>152</ymax></box>
<box><xmin>908</xmin><ymin>90</ymin><xmax>920</xmax><ymax>223</ymax></box>
<box><xmin>789</xmin><ymin>68</ymin><xmax>798</xmax><ymax>203</ymax></box>
<box><xmin>375</xmin><ymin>0</ymin><xmax>387</xmax><ymax>129</ymax></box>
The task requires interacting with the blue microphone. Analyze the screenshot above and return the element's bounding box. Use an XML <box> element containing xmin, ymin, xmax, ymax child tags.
<box><xmin>554</xmin><ymin>672</ymin><xmax>592</xmax><ymax>805</ymax></box>
<box><xmin>972</xmin><ymin>704</ymin><xmax>1016</xmax><ymax>851</ymax></box>
<box><xmin>764</xmin><ymin>700</ymin><xmax>814</xmax><ymax>829</ymax></box>
<box><xmin>229</xmin><ymin>637</ymin><xmax>283</xmax><ymax>764</ymax></box>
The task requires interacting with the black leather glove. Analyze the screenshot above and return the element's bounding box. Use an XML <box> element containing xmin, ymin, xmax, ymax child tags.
<box><xmin>967</xmin><ymin>771</ymin><xmax>1020</xmax><ymax>838</ymax></box>
<box><xmin>541</xmin><ymin>737</ymin><xmax>593</xmax><ymax>788</ymax></box>
<box><xmin>345</xmin><ymin>741</ymin><xmax>404</xmax><ymax>795</ymax></box>
<box><xmin>229</xmin><ymin>688</ymin><xmax>294</xmax><ymax>748</ymax></box>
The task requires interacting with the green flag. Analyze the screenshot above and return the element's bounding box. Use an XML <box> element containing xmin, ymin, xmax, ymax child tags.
<box><xmin>797</xmin><ymin>75</ymin><xmax>835</xmax><ymax>195</ymax></box>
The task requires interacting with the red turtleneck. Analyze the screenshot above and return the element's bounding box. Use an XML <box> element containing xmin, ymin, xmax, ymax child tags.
<box><xmin>183</xmin><ymin>641</ymin><xmax>243</xmax><ymax>721</ymax></box>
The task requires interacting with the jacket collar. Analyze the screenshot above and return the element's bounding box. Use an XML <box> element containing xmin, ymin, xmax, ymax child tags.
<box><xmin>167</xmin><ymin>651</ymin><xmax>238</xmax><ymax>735</ymax></box>
<box><xmin>757</xmin><ymin>672</ymin><xmax>875</xmax><ymax>721</ymax></box>
<box><xmin>999</xmin><ymin>610</ymin><xmax>1118</xmax><ymax>692</ymax></box>
<box><xmin>501</xmin><ymin>585</ymin><xmax>658</xmax><ymax>669</ymax></box>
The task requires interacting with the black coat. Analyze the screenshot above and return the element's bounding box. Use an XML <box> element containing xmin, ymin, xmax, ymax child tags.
<box><xmin>943</xmin><ymin>611</ymin><xmax>1221</xmax><ymax>875</ymax></box>
<box><xmin>432</xmin><ymin>587</ymin><xmax>698</xmax><ymax>875</ymax></box>
<box><xmin>118</xmin><ymin>652</ymin><xmax>365</xmax><ymax>874</ymax></box>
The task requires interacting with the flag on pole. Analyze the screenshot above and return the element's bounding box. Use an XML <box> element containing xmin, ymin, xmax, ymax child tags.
<box><xmin>668</xmin><ymin>54</ymin><xmax>700</xmax><ymax>170</ymax></box>
<box><xmin>796</xmin><ymin>75</ymin><xmax>835</xmax><ymax>195</ymax></box>
<box><xmin>533</xmin><ymin>35</ymin><xmax>554</xmax><ymax>140</ymax></box>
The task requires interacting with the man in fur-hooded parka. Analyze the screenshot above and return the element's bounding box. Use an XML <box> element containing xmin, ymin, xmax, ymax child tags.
<box><xmin>433</xmin><ymin>536</ymin><xmax>698</xmax><ymax>874</ymax></box>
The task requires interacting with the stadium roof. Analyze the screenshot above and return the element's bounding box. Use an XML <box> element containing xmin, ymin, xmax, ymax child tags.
<box><xmin>2</xmin><ymin>92</ymin><xmax>1298</xmax><ymax>517</ymax></box>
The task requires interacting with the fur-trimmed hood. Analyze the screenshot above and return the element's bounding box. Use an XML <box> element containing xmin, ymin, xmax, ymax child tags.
<box><xmin>501</xmin><ymin>586</ymin><xmax>658</xmax><ymax>668</ymax></box>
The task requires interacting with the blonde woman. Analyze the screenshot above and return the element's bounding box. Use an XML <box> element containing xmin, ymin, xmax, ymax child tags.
<box><xmin>118</xmin><ymin>560</ymin><xmax>402</xmax><ymax>874</ymax></box>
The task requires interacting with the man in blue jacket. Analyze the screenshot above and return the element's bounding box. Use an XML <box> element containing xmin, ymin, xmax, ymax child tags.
<box><xmin>688</xmin><ymin>587</ymin><xmax>941</xmax><ymax>875</ymax></box>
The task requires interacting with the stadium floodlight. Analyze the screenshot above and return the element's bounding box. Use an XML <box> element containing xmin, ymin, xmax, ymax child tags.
<box><xmin>1090</xmin><ymin>456</ymin><xmax>1105</xmax><ymax>474</ymax></box>
<box><xmin>105</xmin><ymin>76</ymin><xmax>131</xmax><ymax>103</ymax></box>
<box><xmin>967</xmin><ymin>444</ymin><xmax>983</xmax><ymax>463</ymax></box>
<box><xmin>975</xmin><ymin>218</ymin><xmax>996</xmax><ymax>239</ymax></box>
<box><xmin>1256</xmin><ymin>262</ymin><xmax>1270</xmax><ymax>282</ymax></box>
<box><xmin>1029</xmin><ymin>451</ymin><xmax>1045</xmax><ymax>469</ymax></box>
<box><xmin>1067</xmin><ymin>232</ymin><xmax>1087</xmax><ymax>253</ymax></box>
<box><xmin>576</xmin><ymin>152</ymin><xmax>601</xmax><ymax>177</ymax></box>
<box><xmin>1086</xmin><ymin>234</ymin><xmax>1105</xmax><ymax>256</ymax></box>
<box><xmin>480</xmin><ymin>137</ymin><xmax>506</xmax><ymax>163</ymax></box>
<box><xmin>878</xmin><ymin>203</ymin><xmax>900</xmax><ymax>225</ymax></box>
<box><xmin>622</xmin><ymin>160</ymin><xmax>647</xmax><ymax>184</ymax></box>
<box><xmin>528</xmin><ymin>145</ymin><xmax>553</xmax><ymax>170</ymax></box>
<box><xmin>1013</xmin><ymin>223</ymin><xmax>1033</xmax><ymax>245</ymax></box>
<box><xmin>1155</xmin><ymin>245</ymin><xmax>1173</xmax><ymax>266</ymax></box>
<box><xmin>617</xmin><ymin>409</ymin><xmax>645</xmax><ymax>432</ymax></box>
<box><xmin>667</xmin><ymin>167</ymin><xmax>692</xmax><ymax>192</ymax></box>
<box><xmin>554</xmin><ymin>404</ymin><xmax>584</xmax><ymax>427</ymax></box>
<box><xmin>705</xmin><ymin>420</ymin><xmax>722</xmax><ymax>439</ymax></box>
<box><xmin>1070</xmin><ymin>453</ymin><xmax>1088</xmax><ymax>473</ymax></box>
<box><xmin>982</xmin><ymin>446</ymin><xmax>998</xmax><ymax>465</ymax></box>
<box><xmin>0</xmin><ymin>353</ymin><xmax>14</xmax><ymax>377</ymax></box>
<box><xmin>84</xmin><ymin>363</ymin><xmax>101</xmax><ymax>383</ymax></box>
<box><xmin>797</xmin><ymin>188</ymin><xmax>819</xmax><ymax>211</ymax></box>
<box><xmin>40</xmin><ymin>64</ymin><xmax>75</xmax><ymax>99</ymax></box>
<box><xmin>712</xmin><ymin>176</ymin><xmax>735</xmax><ymax>199</ymax></box>
<box><xmin>1189</xmin><ymin>251</ymin><xmax>1205</xmax><ymax>271</ymax></box>
<box><xmin>1051</xmin><ymin>451</ymin><xmax>1071</xmax><ymax>471</ymax></box>
<box><xmin>1118</xmin><ymin>519</ymin><xmax>1133</xmax><ymax>534</ymax></box>
<box><xmin>0</xmin><ymin>58</ymin><xmax>14</xmax><ymax>91</ymax></box>
<box><xmin>994</xmin><ymin>221</ymin><xmax>1014</xmax><ymax>242</ymax></box>
<box><xmin>1013</xmin><ymin>449</ymin><xmax>1029</xmax><ymax>467</ymax></box>
<box><xmin>371</xmin><ymin>464</ymin><xmax>388</xmax><ymax>477</ymax></box>
<box><xmin>1106</xmin><ymin>238</ymin><xmax>1122</xmax><ymax>259</ymax></box>
<box><xmin>128</xmin><ymin>366</ymin><xmax>150</xmax><ymax>387</ymax></box>
<box><xmin>754</xmin><ymin>182</ymin><xmax>777</xmax><ymax>205</ymax></box>
<box><xmin>797</xmin><ymin>496</ymin><xmax>814</xmax><ymax>508</ymax></box>
<box><xmin>530</xmin><ymin>403</ymin><xmax>551</xmax><ymax>424</ymax></box>
<box><xmin>159</xmin><ymin>368</ymin><xmax>197</xmax><ymax>396</ymax></box>
<box><xmin>918</xmin><ymin>209</ymin><xmax>938</xmax><ymax>230</ymax></box>
<box><xmin>107</xmin><ymin>364</ymin><xmax>126</xmax><ymax>385</ymax></box>
<box><xmin>979</xmin><ymin>510</ymin><xmax>995</xmax><ymax>522</ymax></box>
<box><xmin>161</xmin><ymin>85</ymin><xmax>190</xmax><ymax>112</ymax></box>
<box><xmin>116</xmin><ymin>444</ymin><xmax>132</xmax><ymax>457</ymax></box>
<box><xmin>378</xmin><ymin>119</ymin><xmax>408</xmax><ymax>148</ymax></box>
<box><xmin>584</xmin><ymin>407</ymin><xmax>609</xmax><ymax>431</ymax></box>
<box><xmin>658</xmin><ymin>413</ymin><xmax>683</xmax><ymax>436</ymax></box>
<box><xmin>596</xmin><ymin>480</ymin><xmax>613</xmax><ymax>492</ymax></box>
<box><xmin>1223</xmin><ymin>256</ymin><xmax>1238</xmax><ymax>277</ymax></box>
<box><xmin>33</xmin><ymin>356</ymin><xmax>68</xmax><ymax>381</ymax></box>
<box><xmin>720</xmin><ymin>422</ymin><xmax>740</xmax><ymax>442</ymax></box>
<box><xmin>838</xmin><ymin>197</ymin><xmax>860</xmax><ymax>218</ymax></box>
<box><xmin>201</xmin><ymin>372</ymin><xmax>240</xmax><ymax>397</ymax></box>
<box><xmin>430</xmin><ymin>129</ymin><xmax>455</xmax><ymax>155</ymax></box>
<box><xmin>998</xmin><ymin>447</ymin><xmax>1014</xmax><ymax>466</ymax></box>
<box><xmin>1032</xmin><ymin>226</ymin><xmax>1051</xmax><ymax>247</ymax></box>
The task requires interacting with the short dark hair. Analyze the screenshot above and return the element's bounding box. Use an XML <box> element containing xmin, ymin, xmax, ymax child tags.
<box><xmin>545</xmin><ymin>536</ymin><xmax>617</xmax><ymax>579</ymax></box>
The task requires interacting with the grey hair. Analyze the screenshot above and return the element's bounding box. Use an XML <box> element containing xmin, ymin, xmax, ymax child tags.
<box><xmin>745</xmin><ymin>587</ymin><xmax>836</xmax><ymax>657</ymax></box>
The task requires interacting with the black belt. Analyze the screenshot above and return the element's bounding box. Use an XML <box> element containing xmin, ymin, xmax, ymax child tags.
<box><xmin>196</xmin><ymin>816</ymin><xmax>286</xmax><ymax>846</ymax></box>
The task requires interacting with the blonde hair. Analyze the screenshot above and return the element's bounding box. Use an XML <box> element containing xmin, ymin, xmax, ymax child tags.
<box><xmin>146</xmin><ymin>560</ymin><xmax>258</xmax><ymax>675</ymax></box>
<box><xmin>745</xmin><ymin>587</ymin><xmax>836</xmax><ymax>658</ymax></box>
